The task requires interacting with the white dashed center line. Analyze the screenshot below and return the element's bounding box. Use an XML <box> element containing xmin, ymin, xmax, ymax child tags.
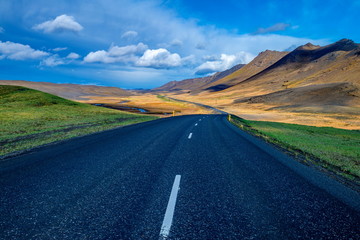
<box><xmin>188</xmin><ymin>133</ymin><xmax>193</xmax><ymax>139</ymax></box>
<box><xmin>195</xmin><ymin>123</ymin><xmax>198</xmax><ymax>126</ymax></box>
<box><xmin>159</xmin><ymin>175</ymin><xmax>181</xmax><ymax>239</ymax></box>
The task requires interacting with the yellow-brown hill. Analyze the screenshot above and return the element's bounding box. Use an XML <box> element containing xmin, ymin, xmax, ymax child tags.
<box><xmin>0</xmin><ymin>80</ymin><xmax>131</xmax><ymax>100</ymax></box>
<box><xmin>161</xmin><ymin>39</ymin><xmax>360</xmax><ymax>129</ymax></box>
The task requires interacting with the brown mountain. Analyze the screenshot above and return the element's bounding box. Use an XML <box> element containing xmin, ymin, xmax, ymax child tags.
<box><xmin>165</xmin><ymin>39</ymin><xmax>360</xmax><ymax>129</ymax></box>
<box><xmin>0</xmin><ymin>80</ymin><xmax>131</xmax><ymax>100</ymax></box>
<box><xmin>153</xmin><ymin>63</ymin><xmax>245</xmax><ymax>93</ymax></box>
<box><xmin>223</xmin><ymin>39</ymin><xmax>360</xmax><ymax>101</ymax></box>
<box><xmin>203</xmin><ymin>50</ymin><xmax>289</xmax><ymax>91</ymax></box>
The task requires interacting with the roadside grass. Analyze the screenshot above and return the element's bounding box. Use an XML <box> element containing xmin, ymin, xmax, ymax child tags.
<box><xmin>0</xmin><ymin>85</ymin><xmax>157</xmax><ymax>157</ymax></box>
<box><xmin>229</xmin><ymin>115</ymin><xmax>360</xmax><ymax>180</ymax></box>
<box><xmin>156</xmin><ymin>94</ymin><xmax>173</xmax><ymax>102</ymax></box>
<box><xmin>154</xmin><ymin>94</ymin><xmax>212</xmax><ymax>114</ymax></box>
<box><xmin>156</xmin><ymin>95</ymin><xmax>186</xmax><ymax>106</ymax></box>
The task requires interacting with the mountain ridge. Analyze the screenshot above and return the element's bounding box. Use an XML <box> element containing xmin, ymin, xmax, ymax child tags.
<box><xmin>153</xmin><ymin>63</ymin><xmax>245</xmax><ymax>92</ymax></box>
<box><xmin>160</xmin><ymin>38</ymin><xmax>360</xmax><ymax>129</ymax></box>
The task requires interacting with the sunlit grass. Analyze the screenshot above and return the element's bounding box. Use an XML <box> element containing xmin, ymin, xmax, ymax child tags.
<box><xmin>0</xmin><ymin>85</ymin><xmax>157</xmax><ymax>156</ymax></box>
<box><xmin>229</xmin><ymin>115</ymin><xmax>360</xmax><ymax>179</ymax></box>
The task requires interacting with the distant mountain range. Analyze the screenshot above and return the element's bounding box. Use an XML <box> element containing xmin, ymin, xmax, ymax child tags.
<box><xmin>0</xmin><ymin>80</ymin><xmax>131</xmax><ymax>100</ymax></box>
<box><xmin>155</xmin><ymin>38</ymin><xmax>360</xmax><ymax>113</ymax></box>
<box><xmin>153</xmin><ymin>63</ymin><xmax>245</xmax><ymax>93</ymax></box>
<box><xmin>222</xmin><ymin>39</ymin><xmax>360</xmax><ymax>109</ymax></box>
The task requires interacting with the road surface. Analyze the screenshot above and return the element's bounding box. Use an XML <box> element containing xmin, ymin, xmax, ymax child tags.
<box><xmin>166</xmin><ymin>96</ymin><xmax>227</xmax><ymax>114</ymax></box>
<box><xmin>0</xmin><ymin>115</ymin><xmax>359</xmax><ymax>239</ymax></box>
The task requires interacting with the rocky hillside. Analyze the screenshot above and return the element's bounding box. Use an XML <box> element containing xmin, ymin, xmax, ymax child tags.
<box><xmin>203</xmin><ymin>50</ymin><xmax>289</xmax><ymax>92</ymax></box>
<box><xmin>224</xmin><ymin>39</ymin><xmax>360</xmax><ymax>108</ymax></box>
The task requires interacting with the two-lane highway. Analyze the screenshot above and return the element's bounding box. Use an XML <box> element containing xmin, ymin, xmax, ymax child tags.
<box><xmin>0</xmin><ymin>115</ymin><xmax>359</xmax><ymax>239</ymax></box>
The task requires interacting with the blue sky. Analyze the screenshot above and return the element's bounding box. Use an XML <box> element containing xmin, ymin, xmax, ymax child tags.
<box><xmin>0</xmin><ymin>0</ymin><xmax>359</xmax><ymax>89</ymax></box>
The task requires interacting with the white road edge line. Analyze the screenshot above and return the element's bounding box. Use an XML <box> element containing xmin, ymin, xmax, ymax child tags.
<box><xmin>159</xmin><ymin>175</ymin><xmax>181</xmax><ymax>239</ymax></box>
<box><xmin>188</xmin><ymin>133</ymin><xmax>193</xmax><ymax>139</ymax></box>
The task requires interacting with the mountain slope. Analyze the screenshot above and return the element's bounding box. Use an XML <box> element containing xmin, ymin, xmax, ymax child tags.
<box><xmin>166</xmin><ymin>39</ymin><xmax>360</xmax><ymax>129</ymax></box>
<box><xmin>153</xmin><ymin>63</ymin><xmax>245</xmax><ymax>92</ymax></box>
<box><xmin>224</xmin><ymin>39</ymin><xmax>360</xmax><ymax>97</ymax></box>
<box><xmin>203</xmin><ymin>50</ymin><xmax>289</xmax><ymax>91</ymax></box>
<box><xmin>0</xmin><ymin>80</ymin><xmax>131</xmax><ymax>100</ymax></box>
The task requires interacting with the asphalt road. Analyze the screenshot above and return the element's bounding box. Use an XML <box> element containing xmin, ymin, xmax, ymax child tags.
<box><xmin>166</xmin><ymin>96</ymin><xmax>227</xmax><ymax>114</ymax></box>
<box><xmin>0</xmin><ymin>115</ymin><xmax>359</xmax><ymax>239</ymax></box>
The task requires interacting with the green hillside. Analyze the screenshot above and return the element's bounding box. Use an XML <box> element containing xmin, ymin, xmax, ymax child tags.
<box><xmin>0</xmin><ymin>85</ymin><xmax>157</xmax><ymax>156</ymax></box>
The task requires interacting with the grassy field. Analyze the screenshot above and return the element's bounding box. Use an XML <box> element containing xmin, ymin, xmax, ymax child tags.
<box><xmin>229</xmin><ymin>115</ymin><xmax>360</xmax><ymax>180</ymax></box>
<box><xmin>0</xmin><ymin>85</ymin><xmax>157</xmax><ymax>157</ymax></box>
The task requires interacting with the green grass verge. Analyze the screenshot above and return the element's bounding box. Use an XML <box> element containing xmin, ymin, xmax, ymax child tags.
<box><xmin>0</xmin><ymin>85</ymin><xmax>158</xmax><ymax>157</ymax></box>
<box><xmin>228</xmin><ymin>115</ymin><xmax>360</xmax><ymax>180</ymax></box>
<box><xmin>157</xmin><ymin>94</ymin><xmax>180</xmax><ymax>103</ymax></box>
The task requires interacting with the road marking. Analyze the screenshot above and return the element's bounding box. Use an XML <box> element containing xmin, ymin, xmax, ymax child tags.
<box><xmin>188</xmin><ymin>133</ymin><xmax>193</xmax><ymax>139</ymax></box>
<box><xmin>159</xmin><ymin>175</ymin><xmax>181</xmax><ymax>239</ymax></box>
<box><xmin>195</xmin><ymin>123</ymin><xmax>198</xmax><ymax>126</ymax></box>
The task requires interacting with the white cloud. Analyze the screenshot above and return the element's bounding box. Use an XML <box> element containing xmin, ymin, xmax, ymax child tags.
<box><xmin>53</xmin><ymin>47</ymin><xmax>68</xmax><ymax>52</ymax></box>
<box><xmin>41</xmin><ymin>54</ymin><xmax>65</xmax><ymax>67</ymax></box>
<box><xmin>109</xmin><ymin>43</ymin><xmax>147</xmax><ymax>56</ymax></box>
<box><xmin>0</xmin><ymin>26</ymin><xmax>4</xmax><ymax>33</ymax></box>
<box><xmin>254</xmin><ymin>23</ymin><xmax>291</xmax><ymax>34</ymax></box>
<box><xmin>136</xmin><ymin>48</ymin><xmax>182</xmax><ymax>68</ymax></box>
<box><xmin>66</xmin><ymin>52</ymin><xmax>81</xmax><ymax>59</ymax></box>
<box><xmin>84</xmin><ymin>42</ymin><xmax>148</xmax><ymax>63</ymax></box>
<box><xmin>33</xmin><ymin>14</ymin><xmax>83</xmax><ymax>33</ymax></box>
<box><xmin>195</xmin><ymin>52</ymin><xmax>254</xmax><ymax>75</ymax></box>
<box><xmin>1</xmin><ymin>0</ymin><xmax>329</xmax><ymax>87</ymax></box>
<box><xmin>158</xmin><ymin>39</ymin><xmax>184</xmax><ymax>49</ymax></box>
<box><xmin>121</xmin><ymin>30</ymin><xmax>138</xmax><ymax>39</ymax></box>
<box><xmin>84</xmin><ymin>50</ymin><xmax>109</xmax><ymax>63</ymax></box>
<box><xmin>0</xmin><ymin>40</ymin><xmax>49</xmax><ymax>60</ymax></box>
<box><xmin>170</xmin><ymin>39</ymin><xmax>183</xmax><ymax>47</ymax></box>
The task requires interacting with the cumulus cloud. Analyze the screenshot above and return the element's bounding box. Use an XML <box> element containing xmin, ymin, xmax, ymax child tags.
<box><xmin>0</xmin><ymin>26</ymin><xmax>4</xmax><ymax>33</ymax></box>
<box><xmin>121</xmin><ymin>30</ymin><xmax>138</xmax><ymax>39</ymax></box>
<box><xmin>66</xmin><ymin>52</ymin><xmax>81</xmax><ymax>59</ymax></box>
<box><xmin>195</xmin><ymin>52</ymin><xmax>254</xmax><ymax>75</ymax></box>
<box><xmin>2</xmin><ymin>0</ymin><xmax>328</xmax><ymax>87</ymax></box>
<box><xmin>41</xmin><ymin>52</ymin><xmax>81</xmax><ymax>67</ymax></box>
<box><xmin>136</xmin><ymin>48</ymin><xmax>182</xmax><ymax>68</ymax></box>
<box><xmin>254</xmin><ymin>23</ymin><xmax>291</xmax><ymax>34</ymax></box>
<box><xmin>53</xmin><ymin>47</ymin><xmax>68</xmax><ymax>52</ymax></box>
<box><xmin>0</xmin><ymin>40</ymin><xmax>49</xmax><ymax>60</ymax></box>
<box><xmin>33</xmin><ymin>14</ymin><xmax>83</xmax><ymax>33</ymax></box>
<box><xmin>41</xmin><ymin>54</ymin><xmax>65</xmax><ymax>67</ymax></box>
<box><xmin>84</xmin><ymin>42</ymin><xmax>148</xmax><ymax>63</ymax></box>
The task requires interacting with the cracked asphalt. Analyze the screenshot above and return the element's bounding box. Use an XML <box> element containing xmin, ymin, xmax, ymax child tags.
<box><xmin>0</xmin><ymin>114</ymin><xmax>359</xmax><ymax>239</ymax></box>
